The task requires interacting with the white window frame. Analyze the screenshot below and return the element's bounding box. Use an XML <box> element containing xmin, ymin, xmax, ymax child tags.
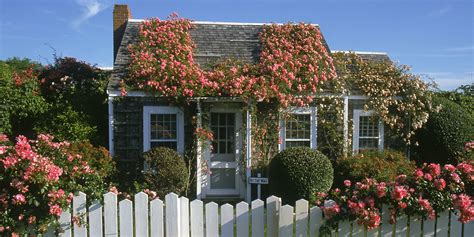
<box><xmin>352</xmin><ymin>110</ymin><xmax>384</xmax><ymax>153</ymax></box>
<box><xmin>279</xmin><ymin>106</ymin><xmax>317</xmax><ymax>151</ymax></box>
<box><xmin>143</xmin><ymin>106</ymin><xmax>185</xmax><ymax>154</ymax></box>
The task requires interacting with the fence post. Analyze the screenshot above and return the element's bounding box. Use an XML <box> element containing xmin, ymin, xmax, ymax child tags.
<box><xmin>251</xmin><ymin>199</ymin><xmax>264</xmax><ymax>237</ymax></box>
<box><xmin>279</xmin><ymin>205</ymin><xmax>294</xmax><ymax>237</ymax></box>
<box><xmin>180</xmin><ymin>197</ymin><xmax>190</xmax><ymax>237</ymax></box>
<box><xmin>166</xmin><ymin>193</ymin><xmax>181</xmax><ymax>237</ymax></box>
<box><xmin>205</xmin><ymin>202</ymin><xmax>219</xmax><ymax>237</ymax></box>
<box><xmin>58</xmin><ymin>206</ymin><xmax>71</xmax><ymax>237</ymax></box>
<box><xmin>266</xmin><ymin>196</ymin><xmax>281</xmax><ymax>237</ymax></box>
<box><xmin>295</xmin><ymin>199</ymin><xmax>309</xmax><ymax>237</ymax></box>
<box><xmin>236</xmin><ymin>202</ymin><xmax>249</xmax><ymax>237</ymax></box>
<box><xmin>221</xmin><ymin>204</ymin><xmax>234</xmax><ymax>237</ymax></box>
<box><xmin>309</xmin><ymin>206</ymin><xmax>323</xmax><ymax>237</ymax></box>
<box><xmin>119</xmin><ymin>199</ymin><xmax>133</xmax><ymax>236</ymax></box>
<box><xmin>104</xmin><ymin>192</ymin><xmax>118</xmax><ymax>237</ymax></box>
<box><xmin>135</xmin><ymin>192</ymin><xmax>149</xmax><ymax>237</ymax></box>
<box><xmin>73</xmin><ymin>192</ymin><xmax>87</xmax><ymax>237</ymax></box>
<box><xmin>190</xmin><ymin>200</ymin><xmax>204</xmax><ymax>237</ymax></box>
<box><xmin>88</xmin><ymin>200</ymin><xmax>103</xmax><ymax>236</ymax></box>
<box><xmin>150</xmin><ymin>198</ymin><xmax>164</xmax><ymax>237</ymax></box>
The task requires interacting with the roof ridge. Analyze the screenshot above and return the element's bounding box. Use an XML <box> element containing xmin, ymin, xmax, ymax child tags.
<box><xmin>331</xmin><ymin>50</ymin><xmax>388</xmax><ymax>55</ymax></box>
<box><xmin>127</xmin><ymin>19</ymin><xmax>319</xmax><ymax>26</ymax></box>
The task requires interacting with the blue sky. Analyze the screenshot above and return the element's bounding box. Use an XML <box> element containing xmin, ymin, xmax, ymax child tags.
<box><xmin>1</xmin><ymin>0</ymin><xmax>472</xmax><ymax>90</ymax></box>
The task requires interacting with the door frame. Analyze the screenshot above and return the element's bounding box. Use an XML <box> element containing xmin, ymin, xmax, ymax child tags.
<box><xmin>203</xmin><ymin>105</ymin><xmax>244</xmax><ymax>197</ymax></box>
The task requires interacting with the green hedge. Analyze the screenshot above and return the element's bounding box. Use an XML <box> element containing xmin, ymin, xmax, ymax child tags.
<box><xmin>269</xmin><ymin>147</ymin><xmax>333</xmax><ymax>204</ymax></box>
<box><xmin>334</xmin><ymin>149</ymin><xmax>416</xmax><ymax>187</ymax></box>
<box><xmin>142</xmin><ymin>147</ymin><xmax>189</xmax><ymax>198</ymax></box>
<box><xmin>414</xmin><ymin>96</ymin><xmax>474</xmax><ymax>164</ymax></box>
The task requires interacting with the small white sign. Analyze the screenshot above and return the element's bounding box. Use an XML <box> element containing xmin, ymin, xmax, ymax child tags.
<box><xmin>248</xmin><ymin>177</ymin><xmax>269</xmax><ymax>184</ymax></box>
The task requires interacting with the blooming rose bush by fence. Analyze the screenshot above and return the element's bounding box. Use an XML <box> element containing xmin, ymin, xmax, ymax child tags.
<box><xmin>0</xmin><ymin>134</ymin><xmax>108</xmax><ymax>234</ymax></box>
<box><xmin>316</xmin><ymin>162</ymin><xmax>473</xmax><ymax>233</ymax></box>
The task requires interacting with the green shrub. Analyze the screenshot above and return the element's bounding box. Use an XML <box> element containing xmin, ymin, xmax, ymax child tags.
<box><xmin>269</xmin><ymin>147</ymin><xmax>333</xmax><ymax>204</ymax></box>
<box><xmin>142</xmin><ymin>147</ymin><xmax>189</xmax><ymax>198</ymax></box>
<box><xmin>69</xmin><ymin>141</ymin><xmax>116</xmax><ymax>181</ymax></box>
<box><xmin>413</xmin><ymin>96</ymin><xmax>474</xmax><ymax>164</ymax></box>
<box><xmin>334</xmin><ymin>149</ymin><xmax>416</xmax><ymax>187</ymax></box>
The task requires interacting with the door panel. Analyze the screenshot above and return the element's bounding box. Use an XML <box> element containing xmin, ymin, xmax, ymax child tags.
<box><xmin>206</xmin><ymin>112</ymin><xmax>240</xmax><ymax>196</ymax></box>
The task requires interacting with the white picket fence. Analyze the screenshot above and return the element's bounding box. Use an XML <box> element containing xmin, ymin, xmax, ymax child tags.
<box><xmin>41</xmin><ymin>191</ymin><xmax>472</xmax><ymax>237</ymax></box>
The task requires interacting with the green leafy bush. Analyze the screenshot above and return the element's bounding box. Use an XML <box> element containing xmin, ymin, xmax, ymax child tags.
<box><xmin>334</xmin><ymin>149</ymin><xmax>416</xmax><ymax>187</ymax></box>
<box><xmin>268</xmin><ymin>147</ymin><xmax>333</xmax><ymax>204</ymax></box>
<box><xmin>69</xmin><ymin>141</ymin><xmax>116</xmax><ymax>181</ymax></box>
<box><xmin>414</xmin><ymin>96</ymin><xmax>474</xmax><ymax>164</ymax></box>
<box><xmin>142</xmin><ymin>147</ymin><xmax>189</xmax><ymax>198</ymax></box>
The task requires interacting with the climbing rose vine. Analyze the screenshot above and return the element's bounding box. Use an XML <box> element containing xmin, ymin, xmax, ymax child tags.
<box><xmin>0</xmin><ymin>134</ymin><xmax>107</xmax><ymax>234</ymax></box>
<box><xmin>316</xmin><ymin>162</ymin><xmax>473</xmax><ymax>232</ymax></box>
<box><xmin>126</xmin><ymin>14</ymin><xmax>336</xmax><ymax>107</ymax></box>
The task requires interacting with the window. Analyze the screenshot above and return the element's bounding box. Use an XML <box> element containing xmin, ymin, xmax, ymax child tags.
<box><xmin>279</xmin><ymin>107</ymin><xmax>317</xmax><ymax>151</ymax></box>
<box><xmin>352</xmin><ymin>110</ymin><xmax>384</xmax><ymax>152</ymax></box>
<box><xmin>143</xmin><ymin>106</ymin><xmax>184</xmax><ymax>154</ymax></box>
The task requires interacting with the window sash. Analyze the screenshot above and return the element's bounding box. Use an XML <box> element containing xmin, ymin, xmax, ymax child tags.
<box><xmin>279</xmin><ymin>107</ymin><xmax>317</xmax><ymax>151</ymax></box>
<box><xmin>143</xmin><ymin>106</ymin><xmax>184</xmax><ymax>154</ymax></box>
<box><xmin>352</xmin><ymin>110</ymin><xmax>384</xmax><ymax>152</ymax></box>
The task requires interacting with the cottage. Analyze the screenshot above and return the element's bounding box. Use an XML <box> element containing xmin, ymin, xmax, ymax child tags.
<box><xmin>107</xmin><ymin>5</ymin><xmax>410</xmax><ymax>202</ymax></box>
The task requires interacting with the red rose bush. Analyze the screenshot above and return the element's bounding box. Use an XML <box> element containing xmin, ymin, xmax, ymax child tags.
<box><xmin>316</xmin><ymin>162</ymin><xmax>473</xmax><ymax>232</ymax></box>
<box><xmin>0</xmin><ymin>134</ymin><xmax>108</xmax><ymax>234</ymax></box>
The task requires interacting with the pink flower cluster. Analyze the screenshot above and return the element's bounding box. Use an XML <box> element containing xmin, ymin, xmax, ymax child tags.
<box><xmin>127</xmin><ymin>15</ymin><xmax>336</xmax><ymax>107</ymax></box>
<box><xmin>0</xmin><ymin>134</ymin><xmax>100</xmax><ymax>234</ymax></box>
<box><xmin>316</xmin><ymin>162</ymin><xmax>473</xmax><ymax>232</ymax></box>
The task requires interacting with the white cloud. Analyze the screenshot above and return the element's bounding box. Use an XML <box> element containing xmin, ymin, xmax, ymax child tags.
<box><xmin>444</xmin><ymin>45</ymin><xmax>474</xmax><ymax>52</ymax></box>
<box><xmin>72</xmin><ymin>0</ymin><xmax>109</xmax><ymax>29</ymax></box>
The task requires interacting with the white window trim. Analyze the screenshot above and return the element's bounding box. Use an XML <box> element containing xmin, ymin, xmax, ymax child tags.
<box><xmin>279</xmin><ymin>106</ymin><xmax>317</xmax><ymax>151</ymax></box>
<box><xmin>143</xmin><ymin>106</ymin><xmax>185</xmax><ymax>154</ymax></box>
<box><xmin>352</xmin><ymin>110</ymin><xmax>384</xmax><ymax>153</ymax></box>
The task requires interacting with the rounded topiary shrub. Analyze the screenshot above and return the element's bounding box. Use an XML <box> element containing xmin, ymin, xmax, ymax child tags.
<box><xmin>268</xmin><ymin>147</ymin><xmax>333</xmax><ymax>204</ymax></box>
<box><xmin>142</xmin><ymin>147</ymin><xmax>189</xmax><ymax>198</ymax></box>
<box><xmin>414</xmin><ymin>96</ymin><xmax>474</xmax><ymax>164</ymax></box>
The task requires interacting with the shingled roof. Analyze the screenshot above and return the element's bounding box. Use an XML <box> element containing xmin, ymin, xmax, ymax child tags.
<box><xmin>109</xmin><ymin>20</ymin><xmax>330</xmax><ymax>90</ymax></box>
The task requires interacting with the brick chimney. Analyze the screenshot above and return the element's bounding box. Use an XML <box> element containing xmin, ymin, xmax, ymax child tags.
<box><xmin>113</xmin><ymin>4</ymin><xmax>131</xmax><ymax>62</ymax></box>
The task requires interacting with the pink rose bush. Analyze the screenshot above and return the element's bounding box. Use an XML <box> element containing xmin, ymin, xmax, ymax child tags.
<box><xmin>315</xmin><ymin>162</ymin><xmax>473</xmax><ymax>233</ymax></box>
<box><xmin>126</xmin><ymin>14</ymin><xmax>336</xmax><ymax>107</ymax></box>
<box><xmin>0</xmin><ymin>134</ymin><xmax>108</xmax><ymax>234</ymax></box>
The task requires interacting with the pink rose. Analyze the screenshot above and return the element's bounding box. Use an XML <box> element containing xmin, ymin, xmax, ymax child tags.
<box><xmin>427</xmin><ymin>163</ymin><xmax>441</xmax><ymax>176</ymax></box>
<box><xmin>12</xmin><ymin>194</ymin><xmax>26</xmax><ymax>205</ymax></box>
<box><xmin>344</xmin><ymin>180</ymin><xmax>351</xmax><ymax>187</ymax></box>
<box><xmin>414</xmin><ymin>169</ymin><xmax>424</xmax><ymax>178</ymax></box>
<box><xmin>391</xmin><ymin>186</ymin><xmax>408</xmax><ymax>201</ymax></box>
<box><xmin>49</xmin><ymin>204</ymin><xmax>62</xmax><ymax>216</ymax></box>
<box><xmin>424</xmin><ymin>173</ymin><xmax>433</xmax><ymax>181</ymax></box>
<box><xmin>434</xmin><ymin>179</ymin><xmax>446</xmax><ymax>190</ymax></box>
<box><xmin>444</xmin><ymin>164</ymin><xmax>456</xmax><ymax>172</ymax></box>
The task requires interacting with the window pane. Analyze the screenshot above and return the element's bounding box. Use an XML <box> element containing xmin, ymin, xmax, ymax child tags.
<box><xmin>151</xmin><ymin>141</ymin><xmax>177</xmax><ymax>150</ymax></box>
<box><xmin>210</xmin><ymin>168</ymin><xmax>236</xmax><ymax>189</ymax></box>
<box><xmin>286</xmin><ymin>141</ymin><xmax>311</xmax><ymax>148</ymax></box>
<box><xmin>210</xmin><ymin>113</ymin><xmax>236</xmax><ymax>155</ymax></box>
<box><xmin>359</xmin><ymin>116</ymin><xmax>378</xmax><ymax>137</ymax></box>
<box><xmin>286</xmin><ymin>114</ymin><xmax>311</xmax><ymax>139</ymax></box>
<box><xmin>359</xmin><ymin>138</ymin><xmax>378</xmax><ymax>149</ymax></box>
<box><xmin>151</xmin><ymin>114</ymin><xmax>177</xmax><ymax>139</ymax></box>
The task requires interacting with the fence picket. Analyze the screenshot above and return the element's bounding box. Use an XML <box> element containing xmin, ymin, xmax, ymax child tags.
<box><xmin>295</xmin><ymin>199</ymin><xmax>309</xmax><ymax>237</ymax></box>
<box><xmin>150</xmin><ymin>199</ymin><xmax>164</xmax><ymax>237</ymax></box>
<box><xmin>58</xmin><ymin>207</ymin><xmax>71</xmax><ymax>237</ymax></box>
<box><xmin>104</xmin><ymin>192</ymin><xmax>118</xmax><ymax>237</ymax></box>
<box><xmin>180</xmin><ymin>197</ymin><xmax>190</xmax><ymax>237</ymax></box>
<box><xmin>338</xmin><ymin>222</ymin><xmax>351</xmax><ymax>237</ymax></box>
<box><xmin>423</xmin><ymin>216</ymin><xmax>436</xmax><ymax>237</ymax></box>
<box><xmin>279</xmin><ymin>204</ymin><xmax>294</xmax><ymax>237</ymax></box>
<box><xmin>436</xmin><ymin>211</ymin><xmax>449</xmax><ymax>237</ymax></box>
<box><xmin>450</xmin><ymin>210</ymin><xmax>462</xmax><ymax>237</ymax></box>
<box><xmin>190</xmin><ymin>200</ymin><xmax>204</xmax><ymax>237</ymax></box>
<box><xmin>88</xmin><ymin>200</ymin><xmax>103</xmax><ymax>237</ymax></box>
<box><xmin>352</xmin><ymin>222</ymin><xmax>364</xmax><ymax>237</ymax></box>
<box><xmin>408</xmin><ymin>216</ymin><xmax>422</xmax><ymax>237</ymax></box>
<box><xmin>465</xmin><ymin>218</ymin><xmax>474</xmax><ymax>237</ymax></box>
<box><xmin>309</xmin><ymin>206</ymin><xmax>323</xmax><ymax>237</ymax></box>
<box><xmin>266</xmin><ymin>196</ymin><xmax>281</xmax><ymax>237</ymax></box>
<box><xmin>72</xmin><ymin>192</ymin><xmax>87</xmax><ymax>237</ymax></box>
<box><xmin>166</xmin><ymin>193</ymin><xmax>181</xmax><ymax>237</ymax></box>
<box><xmin>205</xmin><ymin>202</ymin><xmax>218</xmax><ymax>237</ymax></box>
<box><xmin>221</xmin><ymin>204</ymin><xmax>234</xmax><ymax>237</ymax></box>
<box><xmin>366</xmin><ymin>226</ymin><xmax>379</xmax><ymax>237</ymax></box>
<box><xmin>236</xmin><ymin>202</ymin><xmax>249</xmax><ymax>237</ymax></box>
<box><xmin>119</xmin><ymin>199</ymin><xmax>133</xmax><ymax>237</ymax></box>
<box><xmin>135</xmin><ymin>192</ymin><xmax>149</xmax><ymax>237</ymax></box>
<box><xmin>251</xmin><ymin>199</ymin><xmax>264</xmax><ymax>237</ymax></box>
<box><xmin>380</xmin><ymin>205</ymin><xmax>394</xmax><ymax>237</ymax></box>
<box><xmin>394</xmin><ymin>214</ymin><xmax>408</xmax><ymax>237</ymax></box>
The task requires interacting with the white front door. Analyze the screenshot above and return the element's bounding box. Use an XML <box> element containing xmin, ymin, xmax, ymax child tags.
<box><xmin>205</xmin><ymin>109</ymin><xmax>242</xmax><ymax>196</ymax></box>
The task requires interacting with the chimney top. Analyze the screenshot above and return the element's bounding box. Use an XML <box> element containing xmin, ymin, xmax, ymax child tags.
<box><xmin>113</xmin><ymin>4</ymin><xmax>132</xmax><ymax>62</ymax></box>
